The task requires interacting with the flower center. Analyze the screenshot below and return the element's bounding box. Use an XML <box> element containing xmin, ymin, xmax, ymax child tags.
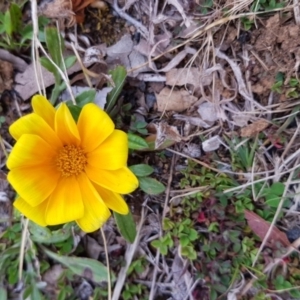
<box><xmin>56</xmin><ymin>145</ymin><xmax>87</xmax><ymax>177</ymax></box>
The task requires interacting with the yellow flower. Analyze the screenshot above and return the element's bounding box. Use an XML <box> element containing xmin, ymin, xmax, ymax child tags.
<box><xmin>7</xmin><ymin>95</ymin><xmax>138</xmax><ymax>232</ymax></box>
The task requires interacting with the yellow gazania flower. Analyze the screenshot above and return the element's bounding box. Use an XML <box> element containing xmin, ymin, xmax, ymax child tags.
<box><xmin>7</xmin><ymin>95</ymin><xmax>138</xmax><ymax>232</ymax></box>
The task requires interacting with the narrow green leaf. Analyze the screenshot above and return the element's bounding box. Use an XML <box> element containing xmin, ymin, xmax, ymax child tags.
<box><xmin>106</xmin><ymin>65</ymin><xmax>127</xmax><ymax>113</ymax></box>
<box><xmin>4</xmin><ymin>10</ymin><xmax>12</xmax><ymax>36</ymax></box>
<box><xmin>64</xmin><ymin>55</ymin><xmax>77</xmax><ymax>69</ymax></box>
<box><xmin>29</xmin><ymin>221</ymin><xmax>71</xmax><ymax>244</ymax></box>
<box><xmin>0</xmin><ymin>24</ymin><xmax>5</xmax><ymax>35</ymax></box>
<box><xmin>40</xmin><ymin>56</ymin><xmax>56</xmax><ymax>73</ymax></box>
<box><xmin>128</xmin><ymin>133</ymin><xmax>148</xmax><ymax>150</ymax></box>
<box><xmin>68</xmin><ymin>105</ymin><xmax>82</xmax><ymax>122</ymax></box>
<box><xmin>114</xmin><ymin>211</ymin><xmax>136</xmax><ymax>243</ymax></box>
<box><xmin>0</xmin><ymin>12</ymin><xmax>4</xmax><ymax>23</ymax></box>
<box><xmin>129</xmin><ymin>164</ymin><xmax>154</xmax><ymax>177</ymax></box>
<box><xmin>139</xmin><ymin>177</ymin><xmax>165</xmax><ymax>195</ymax></box>
<box><xmin>75</xmin><ymin>89</ymin><xmax>96</xmax><ymax>107</ymax></box>
<box><xmin>44</xmin><ymin>26</ymin><xmax>64</xmax><ymax>70</ymax></box>
<box><xmin>20</xmin><ymin>24</ymin><xmax>33</xmax><ymax>44</ymax></box>
<box><xmin>43</xmin><ymin>248</ymin><xmax>113</xmax><ymax>283</ymax></box>
<box><xmin>9</xmin><ymin>3</ymin><xmax>22</xmax><ymax>33</ymax></box>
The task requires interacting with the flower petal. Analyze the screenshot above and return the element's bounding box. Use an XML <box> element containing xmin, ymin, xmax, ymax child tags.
<box><xmin>55</xmin><ymin>103</ymin><xmax>81</xmax><ymax>145</ymax></box>
<box><xmin>7</xmin><ymin>134</ymin><xmax>56</xmax><ymax>169</ymax></box>
<box><xmin>76</xmin><ymin>173</ymin><xmax>111</xmax><ymax>232</ymax></box>
<box><xmin>77</xmin><ymin>103</ymin><xmax>114</xmax><ymax>152</ymax></box>
<box><xmin>93</xmin><ymin>183</ymin><xmax>128</xmax><ymax>214</ymax></box>
<box><xmin>88</xmin><ymin>130</ymin><xmax>128</xmax><ymax>170</ymax></box>
<box><xmin>45</xmin><ymin>176</ymin><xmax>84</xmax><ymax>225</ymax></box>
<box><xmin>8</xmin><ymin>164</ymin><xmax>60</xmax><ymax>206</ymax></box>
<box><xmin>32</xmin><ymin>95</ymin><xmax>56</xmax><ymax>129</ymax></box>
<box><xmin>14</xmin><ymin>197</ymin><xmax>47</xmax><ymax>226</ymax></box>
<box><xmin>9</xmin><ymin>113</ymin><xmax>62</xmax><ymax>148</ymax></box>
<box><xmin>86</xmin><ymin>166</ymin><xmax>139</xmax><ymax>194</ymax></box>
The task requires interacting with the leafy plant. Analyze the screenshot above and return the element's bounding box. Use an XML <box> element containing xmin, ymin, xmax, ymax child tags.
<box><xmin>130</xmin><ymin>164</ymin><xmax>165</xmax><ymax>195</ymax></box>
<box><xmin>0</xmin><ymin>2</ymin><xmax>48</xmax><ymax>50</ymax></box>
<box><xmin>151</xmin><ymin>233</ymin><xmax>174</xmax><ymax>255</ymax></box>
<box><xmin>251</xmin><ymin>0</ymin><xmax>285</xmax><ymax>11</ymax></box>
<box><xmin>122</xmin><ymin>283</ymin><xmax>147</xmax><ymax>300</ymax></box>
<box><xmin>272</xmin><ymin>72</ymin><xmax>284</xmax><ymax>93</ymax></box>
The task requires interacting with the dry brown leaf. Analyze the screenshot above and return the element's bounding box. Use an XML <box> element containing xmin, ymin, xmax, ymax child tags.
<box><xmin>39</xmin><ymin>0</ymin><xmax>73</xmax><ymax>23</ymax></box>
<box><xmin>245</xmin><ymin>210</ymin><xmax>290</xmax><ymax>249</ymax></box>
<box><xmin>72</xmin><ymin>0</ymin><xmax>96</xmax><ymax>24</ymax></box>
<box><xmin>145</xmin><ymin>122</ymin><xmax>182</xmax><ymax>150</ymax></box>
<box><xmin>240</xmin><ymin>119</ymin><xmax>269</xmax><ymax>137</ymax></box>
<box><xmin>39</xmin><ymin>0</ymin><xmax>96</xmax><ymax>25</ymax></box>
<box><xmin>166</xmin><ymin>67</ymin><xmax>212</xmax><ymax>87</ymax></box>
<box><xmin>14</xmin><ymin>60</ymin><xmax>91</xmax><ymax>100</ymax></box>
<box><xmin>0</xmin><ymin>60</ymin><xmax>13</xmax><ymax>93</ymax></box>
<box><xmin>154</xmin><ymin>122</ymin><xmax>181</xmax><ymax>149</ymax></box>
<box><xmin>156</xmin><ymin>87</ymin><xmax>197</xmax><ymax>112</ymax></box>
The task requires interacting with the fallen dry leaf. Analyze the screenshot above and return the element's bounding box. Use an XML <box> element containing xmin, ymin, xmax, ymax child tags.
<box><xmin>156</xmin><ymin>87</ymin><xmax>197</xmax><ymax>112</ymax></box>
<box><xmin>166</xmin><ymin>67</ymin><xmax>212</xmax><ymax>88</ymax></box>
<box><xmin>39</xmin><ymin>0</ymin><xmax>96</xmax><ymax>26</ymax></box>
<box><xmin>14</xmin><ymin>60</ymin><xmax>91</xmax><ymax>101</ymax></box>
<box><xmin>0</xmin><ymin>60</ymin><xmax>13</xmax><ymax>93</ymax></box>
<box><xmin>39</xmin><ymin>0</ymin><xmax>73</xmax><ymax>24</ymax></box>
<box><xmin>244</xmin><ymin>210</ymin><xmax>290</xmax><ymax>249</ymax></box>
<box><xmin>240</xmin><ymin>119</ymin><xmax>269</xmax><ymax>137</ymax></box>
<box><xmin>106</xmin><ymin>34</ymin><xmax>150</xmax><ymax>77</ymax></box>
<box><xmin>72</xmin><ymin>0</ymin><xmax>96</xmax><ymax>24</ymax></box>
<box><xmin>145</xmin><ymin>122</ymin><xmax>182</xmax><ymax>150</ymax></box>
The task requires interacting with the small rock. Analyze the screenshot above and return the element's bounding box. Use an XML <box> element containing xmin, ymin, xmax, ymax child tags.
<box><xmin>286</xmin><ymin>225</ymin><xmax>300</xmax><ymax>243</ymax></box>
<box><xmin>197</xmin><ymin>102</ymin><xmax>218</xmax><ymax>123</ymax></box>
<box><xmin>183</xmin><ymin>143</ymin><xmax>201</xmax><ymax>158</ymax></box>
<box><xmin>202</xmin><ymin>136</ymin><xmax>221</xmax><ymax>152</ymax></box>
<box><xmin>42</xmin><ymin>264</ymin><xmax>64</xmax><ymax>286</ymax></box>
<box><xmin>76</xmin><ymin>280</ymin><xmax>93</xmax><ymax>300</ymax></box>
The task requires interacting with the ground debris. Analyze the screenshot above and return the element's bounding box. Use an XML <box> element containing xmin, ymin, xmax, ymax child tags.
<box><xmin>240</xmin><ymin>119</ymin><xmax>269</xmax><ymax>137</ymax></box>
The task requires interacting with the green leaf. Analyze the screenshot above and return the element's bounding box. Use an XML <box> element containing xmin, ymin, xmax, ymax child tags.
<box><xmin>269</xmin><ymin>182</ymin><xmax>285</xmax><ymax>195</ymax></box>
<box><xmin>265</xmin><ymin>195</ymin><xmax>281</xmax><ymax>208</ymax></box>
<box><xmin>28</xmin><ymin>221</ymin><xmax>72</xmax><ymax>244</ymax></box>
<box><xmin>40</xmin><ymin>56</ymin><xmax>56</xmax><ymax>74</ymax></box>
<box><xmin>75</xmin><ymin>89</ymin><xmax>96</xmax><ymax>107</ymax></box>
<box><xmin>290</xmin><ymin>289</ymin><xmax>300</xmax><ymax>298</ymax></box>
<box><xmin>189</xmin><ymin>229</ymin><xmax>198</xmax><ymax>241</ymax></box>
<box><xmin>106</xmin><ymin>65</ymin><xmax>127</xmax><ymax>113</ymax></box>
<box><xmin>138</xmin><ymin>177</ymin><xmax>165</xmax><ymax>195</ymax></box>
<box><xmin>0</xmin><ymin>12</ymin><xmax>4</xmax><ymax>23</ymax></box>
<box><xmin>128</xmin><ymin>133</ymin><xmax>148</xmax><ymax>150</ymax></box>
<box><xmin>179</xmin><ymin>235</ymin><xmax>190</xmax><ymax>247</ymax></box>
<box><xmin>64</xmin><ymin>55</ymin><xmax>77</xmax><ymax>69</ymax></box>
<box><xmin>114</xmin><ymin>211</ymin><xmax>137</xmax><ymax>243</ymax></box>
<box><xmin>4</xmin><ymin>3</ymin><xmax>22</xmax><ymax>36</ymax></box>
<box><xmin>0</xmin><ymin>24</ymin><xmax>5</xmax><ymax>35</ymax></box>
<box><xmin>68</xmin><ymin>105</ymin><xmax>82</xmax><ymax>122</ymax></box>
<box><xmin>43</xmin><ymin>248</ymin><xmax>113</xmax><ymax>283</ymax></box>
<box><xmin>20</xmin><ymin>24</ymin><xmax>33</xmax><ymax>44</ymax></box>
<box><xmin>181</xmin><ymin>245</ymin><xmax>197</xmax><ymax>260</ymax></box>
<box><xmin>44</xmin><ymin>26</ymin><xmax>64</xmax><ymax>72</ymax></box>
<box><xmin>4</xmin><ymin>10</ymin><xmax>13</xmax><ymax>37</ymax></box>
<box><xmin>129</xmin><ymin>164</ymin><xmax>154</xmax><ymax>177</ymax></box>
